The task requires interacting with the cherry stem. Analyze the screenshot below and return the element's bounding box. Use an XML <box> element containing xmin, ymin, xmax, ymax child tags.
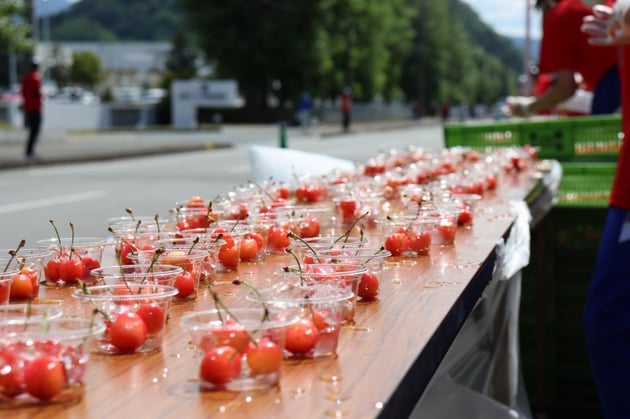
<box><xmin>69</xmin><ymin>222</ymin><xmax>76</xmax><ymax>258</ymax></box>
<box><xmin>79</xmin><ymin>280</ymin><xmax>112</xmax><ymax>323</ymax></box>
<box><xmin>125</xmin><ymin>208</ymin><xmax>135</xmax><ymax>221</ymax></box>
<box><xmin>49</xmin><ymin>219</ymin><xmax>62</xmax><ymax>250</ymax></box>
<box><xmin>335</xmin><ymin>211</ymin><xmax>369</xmax><ymax>244</ymax></box>
<box><xmin>141</xmin><ymin>248</ymin><xmax>165</xmax><ymax>287</ymax></box>
<box><xmin>361</xmin><ymin>246</ymin><xmax>386</xmax><ymax>265</ymax></box>
<box><xmin>283</xmin><ymin>247</ymin><xmax>306</xmax><ymax>285</ymax></box>
<box><xmin>232</xmin><ymin>279</ymin><xmax>270</xmax><ymax>321</ymax></box>
<box><xmin>287</xmin><ymin>231</ymin><xmax>321</xmax><ymax>263</ymax></box>
<box><xmin>154</xmin><ymin>214</ymin><xmax>161</xmax><ymax>235</ymax></box>
<box><xmin>187</xmin><ymin>237</ymin><xmax>200</xmax><ymax>255</ymax></box>
<box><xmin>248</xmin><ymin>179</ymin><xmax>275</xmax><ymax>201</ymax></box>
<box><xmin>4</xmin><ymin>239</ymin><xmax>26</xmax><ymax>272</ymax></box>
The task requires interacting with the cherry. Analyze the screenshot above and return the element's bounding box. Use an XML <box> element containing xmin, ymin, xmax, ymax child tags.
<box><xmin>24</xmin><ymin>356</ymin><xmax>66</xmax><ymax>400</ymax></box>
<box><xmin>285</xmin><ymin>318</ymin><xmax>319</xmax><ymax>355</ymax></box>
<box><xmin>58</xmin><ymin>257</ymin><xmax>85</xmax><ymax>284</ymax></box>
<box><xmin>0</xmin><ymin>349</ymin><xmax>26</xmax><ymax>397</ymax></box>
<box><xmin>186</xmin><ymin>196</ymin><xmax>206</xmax><ymax>208</ymax></box>
<box><xmin>298</xmin><ymin>217</ymin><xmax>320</xmax><ymax>238</ymax></box>
<box><xmin>436</xmin><ymin>221</ymin><xmax>457</xmax><ymax>244</ymax></box>
<box><xmin>246</xmin><ymin>338</ymin><xmax>282</xmax><ymax>375</ymax></box>
<box><xmin>9</xmin><ymin>267</ymin><xmax>39</xmax><ymax>300</ymax></box>
<box><xmin>384</xmin><ymin>232</ymin><xmax>409</xmax><ymax>256</ymax></box>
<box><xmin>109</xmin><ymin>312</ymin><xmax>148</xmax><ymax>352</ymax></box>
<box><xmin>135</xmin><ymin>302</ymin><xmax>166</xmax><ymax>335</ymax></box>
<box><xmin>218</xmin><ymin>245</ymin><xmax>239</xmax><ymax>271</ymax></box>
<box><xmin>457</xmin><ymin>207</ymin><xmax>473</xmax><ymax>225</ymax></box>
<box><xmin>173</xmin><ymin>271</ymin><xmax>196</xmax><ymax>299</ymax></box>
<box><xmin>339</xmin><ymin>200</ymin><xmax>357</xmax><ymax>221</ymax></box>
<box><xmin>239</xmin><ymin>237</ymin><xmax>259</xmax><ymax>262</ymax></box>
<box><xmin>407</xmin><ymin>231</ymin><xmax>431</xmax><ymax>255</ymax></box>
<box><xmin>43</xmin><ymin>258</ymin><xmax>61</xmax><ymax>282</ymax></box>
<box><xmin>211</xmin><ymin>319</ymin><xmax>249</xmax><ymax>352</ymax></box>
<box><xmin>200</xmin><ymin>346</ymin><xmax>242</xmax><ymax>387</ymax></box>
<box><xmin>358</xmin><ymin>272</ymin><xmax>379</xmax><ymax>301</ymax></box>
<box><xmin>267</xmin><ymin>225</ymin><xmax>290</xmax><ymax>253</ymax></box>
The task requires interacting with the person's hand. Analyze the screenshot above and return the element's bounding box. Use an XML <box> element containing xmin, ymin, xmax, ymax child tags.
<box><xmin>582</xmin><ymin>3</ymin><xmax>630</xmax><ymax>46</ymax></box>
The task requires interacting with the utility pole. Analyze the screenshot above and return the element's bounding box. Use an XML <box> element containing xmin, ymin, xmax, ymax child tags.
<box><xmin>523</xmin><ymin>0</ymin><xmax>533</xmax><ymax>96</ymax></box>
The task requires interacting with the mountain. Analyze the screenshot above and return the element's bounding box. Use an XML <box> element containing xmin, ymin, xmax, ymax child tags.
<box><xmin>50</xmin><ymin>0</ymin><xmax>181</xmax><ymax>42</ymax></box>
<box><xmin>36</xmin><ymin>0</ymin><xmax>80</xmax><ymax>17</ymax></box>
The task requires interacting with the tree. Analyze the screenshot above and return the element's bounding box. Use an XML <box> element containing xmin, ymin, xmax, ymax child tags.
<box><xmin>0</xmin><ymin>0</ymin><xmax>31</xmax><ymax>50</ymax></box>
<box><xmin>165</xmin><ymin>29</ymin><xmax>198</xmax><ymax>79</ymax></box>
<box><xmin>68</xmin><ymin>51</ymin><xmax>105</xmax><ymax>88</ymax></box>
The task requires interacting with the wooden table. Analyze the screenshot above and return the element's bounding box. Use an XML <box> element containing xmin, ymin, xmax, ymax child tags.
<box><xmin>12</xmin><ymin>166</ymin><xmax>547</xmax><ymax>419</ymax></box>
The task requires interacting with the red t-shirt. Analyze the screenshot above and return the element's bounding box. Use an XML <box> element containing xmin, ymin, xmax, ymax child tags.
<box><xmin>539</xmin><ymin>0</ymin><xmax>618</xmax><ymax>91</ymax></box>
<box><xmin>609</xmin><ymin>44</ymin><xmax>630</xmax><ymax>209</ymax></box>
<box><xmin>21</xmin><ymin>71</ymin><xmax>42</xmax><ymax>113</ymax></box>
<box><xmin>341</xmin><ymin>94</ymin><xmax>351</xmax><ymax>113</ymax></box>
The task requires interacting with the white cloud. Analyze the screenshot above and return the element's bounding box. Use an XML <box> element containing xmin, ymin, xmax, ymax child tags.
<box><xmin>461</xmin><ymin>0</ymin><xmax>542</xmax><ymax>39</ymax></box>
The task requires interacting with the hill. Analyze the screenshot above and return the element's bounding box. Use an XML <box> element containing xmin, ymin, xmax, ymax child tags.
<box><xmin>50</xmin><ymin>0</ymin><xmax>181</xmax><ymax>42</ymax></box>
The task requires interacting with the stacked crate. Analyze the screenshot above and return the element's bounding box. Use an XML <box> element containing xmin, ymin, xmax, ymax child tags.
<box><xmin>444</xmin><ymin>115</ymin><xmax>622</xmax><ymax>418</ymax></box>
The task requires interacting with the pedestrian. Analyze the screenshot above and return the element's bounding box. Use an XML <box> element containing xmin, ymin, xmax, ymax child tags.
<box><xmin>510</xmin><ymin>0</ymin><xmax>620</xmax><ymax>117</ymax></box>
<box><xmin>296</xmin><ymin>91</ymin><xmax>313</xmax><ymax>132</ymax></box>
<box><xmin>340</xmin><ymin>86</ymin><xmax>352</xmax><ymax>133</ymax></box>
<box><xmin>580</xmin><ymin>2</ymin><xmax>630</xmax><ymax>418</ymax></box>
<box><xmin>21</xmin><ymin>59</ymin><xmax>43</xmax><ymax>160</ymax></box>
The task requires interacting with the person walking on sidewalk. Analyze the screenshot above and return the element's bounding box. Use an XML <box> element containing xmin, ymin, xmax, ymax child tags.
<box><xmin>21</xmin><ymin>59</ymin><xmax>43</xmax><ymax>160</ymax></box>
<box><xmin>341</xmin><ymin>86</ymin><xmax>352</xmax><ymax>133</ymax></box>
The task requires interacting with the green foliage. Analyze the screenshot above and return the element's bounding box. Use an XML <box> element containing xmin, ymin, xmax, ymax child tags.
<box><xmin>165</xmin><ymin>29</ymin><xmax>198</xmax><ymax>79</ymax></box>
<box><xmin>0</xmin><ymin>0</ymin><xmax>32</xmax><ymax>51</ymax></box>
<box><xmin>40</xmin><ymin>0</ymin><xmax>524</xmax><ymax>112</ymax></box>
<box><xmin>68</xmin><ymin>51</ymin><xmax>106</xmax><ymax>88</ymax></box>
<box><xmin>51</xmin><ymin>0</ymin><xmax>181</xmax><ymax>41</ymax></box>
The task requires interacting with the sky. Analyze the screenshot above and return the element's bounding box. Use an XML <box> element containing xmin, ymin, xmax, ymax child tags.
<box><xmin>462</xmin><ymin>0</ymin><xmax>543</xmax><ymax>40</ymax></box>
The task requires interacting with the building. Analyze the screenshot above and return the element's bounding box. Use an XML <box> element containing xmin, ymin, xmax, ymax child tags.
<box><xmin>36</xmin><ymin>41</ymin><xmax>171</xmax><ymax>92</ymax></box>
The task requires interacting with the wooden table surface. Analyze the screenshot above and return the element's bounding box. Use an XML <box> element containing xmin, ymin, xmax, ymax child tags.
<box><xmin>12</xmin><ymin>167</ymin><xmax>544</xmax><ymax>419</ymax></box>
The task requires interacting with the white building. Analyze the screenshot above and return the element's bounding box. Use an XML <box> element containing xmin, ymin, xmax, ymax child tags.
<box><xmin>36</xmin><ymin>41</ymin><xmax>171</xmax><ymax>91</ymax></box>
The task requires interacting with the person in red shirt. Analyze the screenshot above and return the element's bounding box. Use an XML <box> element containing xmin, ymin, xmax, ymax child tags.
<box><xmin>512</xmin><ymin>0</ymin><xmax>620</xmax><ymax>116</ymax></box>
<box><xmin>340</xmin><ymin>86</ymin><xmax>352</xmax><ymax>133</ymax></box>
<box><xmin>581</xmin><ymin>2</ymin><xmax>630</xmax><ymax>418</ymax></box>
<box><xmin>21</xmin><ymin>59</ymin><xmax>43</xmax><ymax>160</ymax></box>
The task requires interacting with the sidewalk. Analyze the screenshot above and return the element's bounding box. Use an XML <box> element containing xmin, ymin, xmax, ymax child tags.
<box><xmin>0</xmin><ymin>118</ymin><xmax>436</xmax><ymax>171</ymax></box>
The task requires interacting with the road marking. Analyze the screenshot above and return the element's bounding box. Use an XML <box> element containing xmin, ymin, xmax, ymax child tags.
<box><xmin>0</xmin><ymin>190</ymin><xmax>107</xmax><ymax>215</ymax></box>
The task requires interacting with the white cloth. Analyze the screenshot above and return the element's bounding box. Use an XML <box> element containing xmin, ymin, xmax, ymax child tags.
<box><xmin>248</xmin><ymin>145</ymin><xmax>355</xmax><ymax>183</ymax></box>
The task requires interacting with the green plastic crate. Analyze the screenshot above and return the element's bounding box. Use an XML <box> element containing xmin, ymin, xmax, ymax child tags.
<box><xmin>557</xmin><ymin>163</ymin><xmax>616</xmax><ymax>208</ymax></box>
<box><xmin>444</xmin><ymin>115</ymin><xmax>622</xmax><ymax>162</ymax></box>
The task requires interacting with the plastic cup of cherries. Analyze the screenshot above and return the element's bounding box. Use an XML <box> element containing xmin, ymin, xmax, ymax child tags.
<box><xmin>304</xmin><ymin>247</ymin><xmax>392</xmax><ymax>302</ymax></box>
<box><xmin>274</xmin><ymin>263</ymin><xmax>367</xmax><ymax>326</ymax></box>
<box><xmin>0</xmin><ymin>247</ymin><xmax>50</xmax><ymax>301</ymax></box>
<box><xmin>180</xmin><ymin>305</ymin><xmax>298</xmax><ymax>391</ymax></box>
<box><xmin>0</xmin><ymin>316</ymin><xmax>105</xmax><ymax>408</ymax></box>
<box><xmin>37</xmin><ymin>236</ymin><xmax>107</xmax><ymax>287</ymax></box>
<box><xmin>247</xmin><ymin>282</ymin><xmax>355</xmax><ymax>359</ymax></box>
<box><xmin>72</xmin><ymin>283</ymin><xmax>178</xmax><ymax>355</ymax></box>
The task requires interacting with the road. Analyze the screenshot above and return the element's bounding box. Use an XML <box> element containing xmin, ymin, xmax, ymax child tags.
<box><xmin>0</xmin><ymin>124</ymin><xmax>444</xmax><ymax>248</ymax></box>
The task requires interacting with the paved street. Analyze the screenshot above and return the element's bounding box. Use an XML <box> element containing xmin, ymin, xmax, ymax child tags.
<box><xmin>0</xmin><ymin>119</ymin><xmax>441</xmax><ymax>170</ymax></box>
<box><xmin>0</xmin><ymin>122</ymin><xmax>445</xmax><ymax>247</ymax></box>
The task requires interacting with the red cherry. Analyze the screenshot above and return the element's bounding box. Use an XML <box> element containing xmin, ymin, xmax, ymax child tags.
<box><xmin>285</xmin><ymin>318</ymin><xmax>319</xmax><ymax>355</ymax></box>
<box><xmin>298</xmin><ymin>217</ymin><xmax>320</xmax><ymax>238</ymax></box>
<box><xmin>384</xmin><ymin>233</ymin><xmax>409</xmax><ymax>256</ymax></box>
<box><xmin>358</xmin><ymin>272</ymin><xmax>379</xmax><ymax>301</ymax></box>
<box><xmin>174</xmin><ymin>271</ymin><xmax>196</xmax><ymax>299</ymax></box>
<box><xmin>109</xmin><ymin>312</ymin><xmax>148</xmax><ymax>352</ymax></box>
<box><xmin>239</xmin><ymin>237</ymin><xmax>259</xmax><ymax>262</ymax></box>
<box><xmin>200</xmin><ymin>346</ymin><xmax>242</xmax><ymax>387</ymax></box>
<box><xmin>218</xmin><ymin>245</ymin><xmax>240</xmax><ymax>271</ymax></box>
<box><xmin>135</xmin><ymin>302</ymin><xmax>166</xmax><ymax>335</ymax></box>
<box><xmin>246</xmin><ymin>338</ymin><xmax>283</xmax><ymax>375</ymax></box>
<box><xmin>24</xmin><ymin>356</ymin><xmax>66</xmax><ymax>401</ymax></box>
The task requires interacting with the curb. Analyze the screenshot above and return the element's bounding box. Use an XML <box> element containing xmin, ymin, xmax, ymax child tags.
<box><xmin>0</xmin><ymin>142</ymin><xmax>232</xmax><ymax>171</ymax></box>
